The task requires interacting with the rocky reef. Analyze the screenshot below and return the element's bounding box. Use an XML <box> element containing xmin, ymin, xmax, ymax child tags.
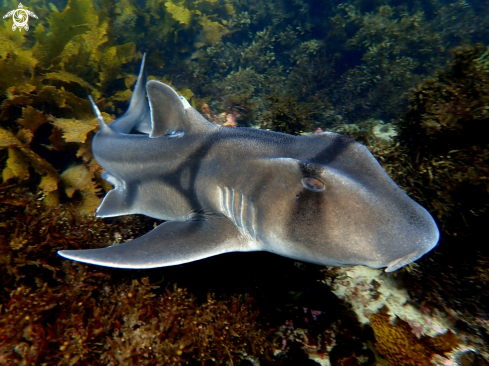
<box><xmin>1</xmin><ymin>0</ymin><xmax>489</xmax><ymax>364</ymax></box>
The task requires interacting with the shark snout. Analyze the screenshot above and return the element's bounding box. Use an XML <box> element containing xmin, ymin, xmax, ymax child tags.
<box><xmin>383</xmin><ymin>215</ymin><xmax>439</xmax><ymax>272</ymax></box>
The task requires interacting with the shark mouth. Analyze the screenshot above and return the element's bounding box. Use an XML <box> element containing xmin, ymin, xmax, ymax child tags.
<box><xmin>384</xmin><ymin>251</ymin><xmax>422</xmax><ymax>272</ymax></box>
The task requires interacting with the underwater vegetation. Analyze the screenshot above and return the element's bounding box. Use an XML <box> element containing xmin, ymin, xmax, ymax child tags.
<box><xmin>0</xmin><ymin>185</ymin><xmax>464</xmax><ymax>365</ymax></box>
<box><xmin>0</xmin><ymin>184</ymin><xmax>277</xmax><ymax>365</ymax></box>
<box><xmin>2</xmin><ymin>0</ymin><xmax>489</xmax><ymax>188</ymax></box>
<box><xmin>0</xmin><ymin>0</ymin><xmax>135</xmax><ymax>217</ymax></box>
<box><xmin>0</xmin><ymin>0</ymin><xmax>228</xmax><ymax>214</ymax></box>
<box><xmin>257</xmin><ymin>95</ymin><xmax>316</xmax><ymax>135</ymax></box>
<box><xmin>393</xmin><ymin>43</ymin><xmax>489</xmax><ymax>347</ymax></box>
<box><xmin>1</xmin><ymin>0</ymin><xmax>489</xmax><ymax>363</ymax></box>
<box><xmin>181</xmin><ymin>0</ymin><xmax>489</xmax><ymax>133</ymax></box>
<box><xmin>336</xmin><ymin>43</ymin><xmax>489</xmax><ymax>358</ymax></box>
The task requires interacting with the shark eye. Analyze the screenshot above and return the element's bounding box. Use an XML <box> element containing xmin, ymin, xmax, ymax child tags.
<box><xmin>301</xmin><ymin>177</ymin><xmax>325</xmax><ymax>192</ymax></box>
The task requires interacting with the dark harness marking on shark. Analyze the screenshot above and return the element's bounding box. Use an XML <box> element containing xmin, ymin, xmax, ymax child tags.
<box><xmin>58</xmin><ymin>55</ymin><xmax>439</xmax><ymax>272</ymax></box>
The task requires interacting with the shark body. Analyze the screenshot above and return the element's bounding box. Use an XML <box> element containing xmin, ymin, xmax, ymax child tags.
<box><xmin>58</xmin><ymin>56</ymin><xmax>439</xmax><ymax>272</ymax></box>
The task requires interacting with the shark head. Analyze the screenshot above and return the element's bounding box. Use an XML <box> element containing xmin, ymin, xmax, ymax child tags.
<box><xmin>253</xmin><ymin>134</ymin><xmax>439</xmax><ymax>272</ymax></box>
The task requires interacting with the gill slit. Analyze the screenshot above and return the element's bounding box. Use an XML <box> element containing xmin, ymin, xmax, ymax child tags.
<box><xmin>218</xmin><ymin>186</ymin><xmax>257</xmax><ymax>243</ymax></box>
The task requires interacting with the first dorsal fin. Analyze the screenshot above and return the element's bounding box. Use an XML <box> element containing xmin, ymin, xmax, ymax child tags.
<box><xmin>146</xmin><ymin>80</ymin><xmax>216</xmax><ymax>138</ymax></box>
<box><xmin>109</xmin><ymin>53</ymin><xmax>151</xmax><ymax>134</ymax></box>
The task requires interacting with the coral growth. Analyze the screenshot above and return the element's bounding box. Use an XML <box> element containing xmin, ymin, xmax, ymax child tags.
<box><xmin>332</xmin><ymin>118</ymin><xmax>397</xmax><ymax>145</ymax></box>
<box><xmin>370</xmin><ymin>309</ymin><xmax>459</xmax><ymax>366</ymax></box>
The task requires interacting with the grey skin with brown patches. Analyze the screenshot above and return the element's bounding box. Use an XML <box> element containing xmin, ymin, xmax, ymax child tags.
<box><xmin>58</xmin><ymin>56</ymin><xmax>439</xmax><ymax>272</ymax></box>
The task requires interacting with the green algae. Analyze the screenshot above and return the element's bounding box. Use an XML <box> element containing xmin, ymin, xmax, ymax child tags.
<box><xmin>1</xmin><ymin>0</ymin><xmax>489</xmax><ymax>363</ymax></box>
<box><xmin>165</xmin><ymin>1</ymin><xmax>193</xmax><ymax>25</ymax></box>
<box><xmin>0</xmin><ymin>0</ymin><xmax>233</xmax><ymax>213</ymax></box>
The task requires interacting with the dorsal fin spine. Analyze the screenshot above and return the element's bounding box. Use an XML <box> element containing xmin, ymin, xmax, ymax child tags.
<box><xmin>88</xmin><ymin>95</ymin><xmax>111</xmax><ymax>133</ymax></box>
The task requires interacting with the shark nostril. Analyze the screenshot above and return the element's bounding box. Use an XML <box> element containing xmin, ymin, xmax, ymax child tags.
<box><xmin>302</xmin><ymin>177</ymin><xmax>325</xmax><ymax>192</ymax></box>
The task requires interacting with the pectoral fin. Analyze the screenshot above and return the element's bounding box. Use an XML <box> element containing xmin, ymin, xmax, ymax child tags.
<box><xmin>58</xmin><ymin>218</ymin><xmax>246</xmax><ymax>269</ymax></box>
